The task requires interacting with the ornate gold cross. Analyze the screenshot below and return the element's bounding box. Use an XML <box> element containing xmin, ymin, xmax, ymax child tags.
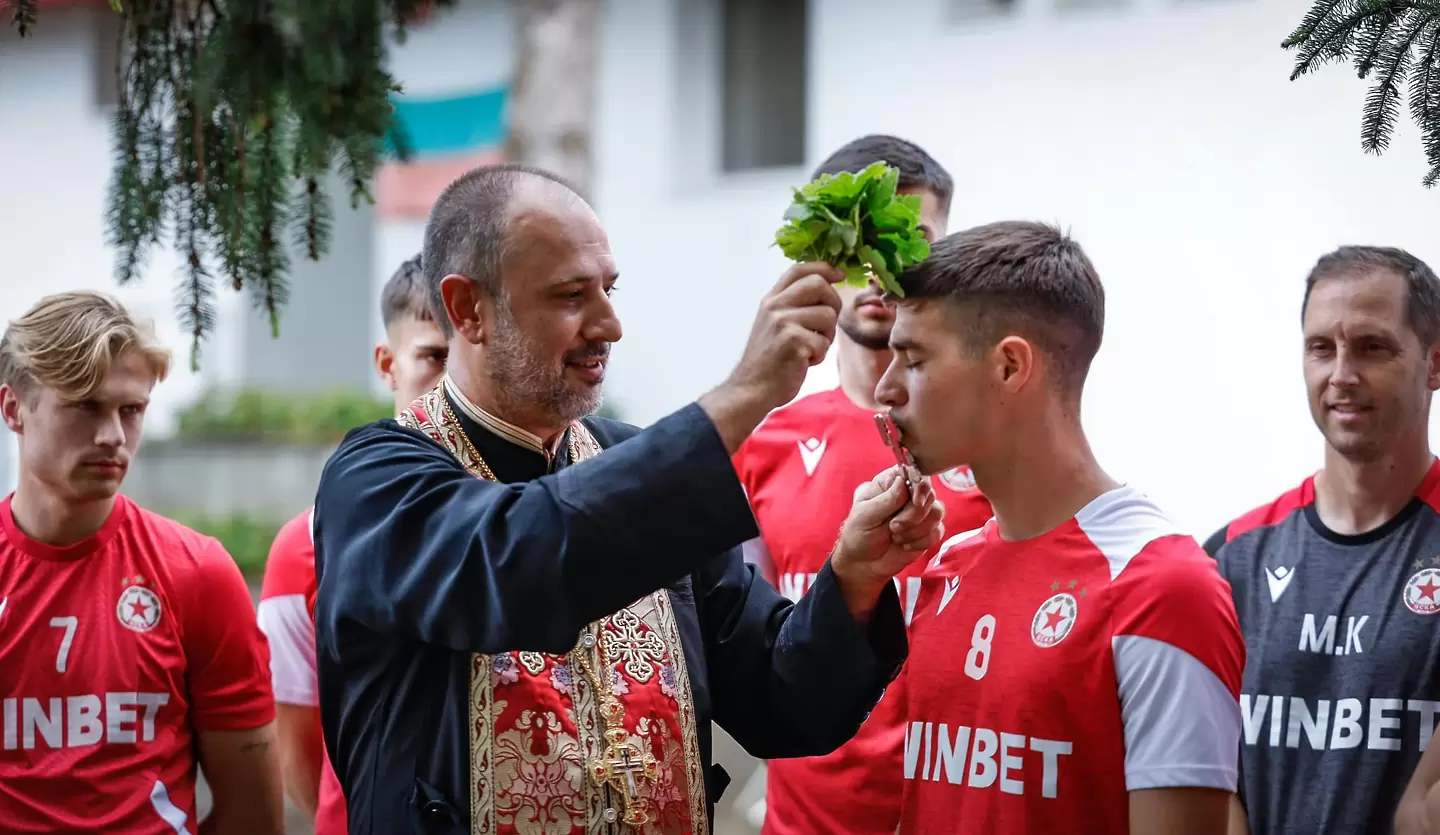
<box><xmin>591</xmin><ymin>727</ymin><xmax>659</xmax><ymax>826</ymax></box>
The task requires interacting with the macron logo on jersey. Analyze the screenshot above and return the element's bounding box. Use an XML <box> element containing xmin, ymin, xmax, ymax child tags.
<box><xmin>1266</xmin><ymin>564</ymin><xmax>1296</xmax><ymax>602</ymax></box>
<box><xmin>938</xmin><ymin>578</ymin><xmax>961</xmax><ymax>615</ymax></box>
<box><xmin>797</xmin><ymin>437</ymin><xmax>826</xmax><ymax>476</ymax></box>
<box><xmin>931</xmin><ymin>527</ymin><xmax>986</xmax><ymax>571</ymax></box>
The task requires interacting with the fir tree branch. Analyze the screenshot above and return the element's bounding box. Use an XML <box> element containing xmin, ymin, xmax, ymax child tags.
<box><xmin>1360</xmin><ymin>14</ymin><xmax>1429</xmax><ymax>152</ymax></box>
<box><xmin>1410</xmin><ymin>23</ymin><xmax>1440</xmax><ymax>183</ymax></box>
<box><xmin>1287</xmin><ymin>0</ymin><xmax>1440</xmax><ymax>186</ymax></box>
<box><xmin>7</xmin><ymin>0</ymin><xmax>37</xmax><ymax>37</ymax></box>
<box><xmin>10</xmin><ymin>0</ymin><xmax>450</xmax><ymax>364</ymax></box>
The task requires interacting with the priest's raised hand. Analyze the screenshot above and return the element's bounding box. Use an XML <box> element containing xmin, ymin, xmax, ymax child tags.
<box><xmin>701</xmin><ymin>260</ymin><xmax>844</xmax><ymax>453</ymax></box>
<box><xmin>832</xmin><ymin>465</ymin><xmax>947</xmax><ymax>620</ymax></box>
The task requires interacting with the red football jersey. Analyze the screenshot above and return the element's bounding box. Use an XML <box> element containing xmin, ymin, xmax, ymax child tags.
<box><xmin>0</xmin><ymin>493</ymin><xmax>275</xmax><ymax>834</ymax></box>
<box><xmin>898</xmin><ymin>486</ymin><xmax>1244</xmax><ymax>833</ymax></box>
<box><xmin>256</xmin><ymin>507</ymin><xmax>348</xmax><ymax>835</ymax></box>
<box><xmin>733</xmin><ymin>386</ymin><xmax>995</xmax><ymax>835</ymax></box>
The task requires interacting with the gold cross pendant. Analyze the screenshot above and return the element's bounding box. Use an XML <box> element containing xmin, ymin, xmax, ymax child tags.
<box><xmin>590</xmin><ymin>727</ymin><xmax>660</xmax><ymax>826</ymax></box>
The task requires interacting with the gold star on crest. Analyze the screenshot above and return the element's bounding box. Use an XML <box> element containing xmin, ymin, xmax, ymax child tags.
<box><xmin>1067</xmin><ymin>579</ymin><xmax>1078</xmax><ymax>590</ymax></box>
<box><xmin>1429</xmin><ymin>556</ymin><xmax>1440</xmax><ymax>566</ymax></box>
<box><xmin>1050</xmin><ymin>580</ymin><xmax>1060</xmax><ymax>592</ymax></box>
<box><xmin>1416</xmin><ymin>560</ymin><xmax>1426</xmax><ymax>570</ymax></box>
<box><xmin>1079</xmin><ymin>588</ymin><xmax>1088</xmax><ymax>599</ymax></box>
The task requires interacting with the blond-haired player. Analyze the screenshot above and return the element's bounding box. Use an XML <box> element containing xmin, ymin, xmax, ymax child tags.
<box><xmin>0</xmin><ymin>291</ymin><xmax>283</xmax><ymax>834</ymax></box>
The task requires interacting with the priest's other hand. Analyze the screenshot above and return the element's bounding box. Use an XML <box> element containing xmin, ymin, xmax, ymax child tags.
<box><xmin>700</xmin><ymin>261</ymin><xmax>844</xmax><ymax>452</ymax></box>
<box><xmin>831</xmin><ymin>466</ymin><xmax>946</xmax><ymax>621</ymax></box>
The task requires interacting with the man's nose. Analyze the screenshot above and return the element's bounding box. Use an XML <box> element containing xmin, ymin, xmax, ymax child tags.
<box><xmin>1330</xmin><ymin>348</ymin><xmax>1362</xmax><ymax>387</ymax></box>
<box><xmin>876</xmin><ymin>362</ymin><xmax>906</xmax><ymax>409</ymax></box>
<box><xmin>585</xmin><ymin>299</ymin><xmax>623</xmax><ymax>344</ymax></box>
<box><xmin>94</xmin><ymin>412</ymin><xmax>125</xmax><ymax>448</ymax></box>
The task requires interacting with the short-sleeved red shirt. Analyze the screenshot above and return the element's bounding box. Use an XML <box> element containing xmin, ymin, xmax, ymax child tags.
<box><xmin>0</xmin><ymin>493</ymin><xmax>276</xmax><ymax>833</ymax></box>
<box><xmin>257</xmin><ymin>507</ymin><xmax>348</xmax><ymax>835</ymax></box>
<box><xmin>899</xmin><ymin>486</ymin><xmax>1245</xmax><ymax>833</ymax></box>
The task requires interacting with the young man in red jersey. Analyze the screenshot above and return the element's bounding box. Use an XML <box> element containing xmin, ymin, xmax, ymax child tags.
<box><xmin>733</xmin><ymin>135</ymin><xmax>993</xmax><ymax>835</ymax></box>
<box><xmin>256</xmin><ymin>254</ymin><xmax>446</xmax><ymax>835</ymax></box>
<box><xmin>1202</xmin><ymin>247</ymin><xmax>1440</xmax><ymax>835</ymax></box>
<box><xmin>875</xmin><ymin>222</ymin><xmax>1244</xmax><ymax>834</ymax></box>
<box><xmin>0</xmin><ymin>291</ymin><xmax>282</xmax><ymax>834</ymax></box>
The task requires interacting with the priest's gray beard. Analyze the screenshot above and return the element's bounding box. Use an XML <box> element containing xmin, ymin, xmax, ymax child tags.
<box><xmin>487</xmin><ymin>304</ymin><xmax>606</xmax><ymax>427</ymax></box>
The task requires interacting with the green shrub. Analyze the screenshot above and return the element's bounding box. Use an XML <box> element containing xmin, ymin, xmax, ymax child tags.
<box><xmin>174</xmin><ymin>385</ymin><xmax>628</xmax><ymax>444</ymax></box>
<box><xmin>174</xmin><ymin>387</ymin><xmax>393</xmax><ymax>444</ymax></box>
<box><xmin>169</xmin><ymin>511</ymin><xmax>285</xmax><ymax>580</ymax></box>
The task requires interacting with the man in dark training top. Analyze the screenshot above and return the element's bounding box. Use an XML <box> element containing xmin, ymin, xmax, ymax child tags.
<box><xmin>311</xmin><ymin>163</ymin><xmax>947</xmax><ymax>834</ymax></box>
<box><xmin>1206</xmin><ymin>245</ymin><xmax>1440</xmax><ymax>835</ymax></box>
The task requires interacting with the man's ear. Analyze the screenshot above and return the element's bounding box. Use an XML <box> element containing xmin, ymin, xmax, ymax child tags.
<box><xmin>1</xmin><ymin>384</ymin><xmax>24</xmax><ymax>434</ymax></box>
<box><xmin>993</xmin><ymin>336</ymin><xmax>1035</xmax><ymax>392</ymax></box>
<box><xmin>440</xmin><ymin>274</ymin><xmax>489</xmax><ymax>344</ymax></box>
<box><xmin>374</xmin><ymin>344</ymin><xmax>398</xmax><ymax>393</ymax></box>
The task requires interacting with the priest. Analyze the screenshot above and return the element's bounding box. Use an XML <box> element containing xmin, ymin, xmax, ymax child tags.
<box><xmin>311</xmin><ymin>162</ymin><xmax>944</xmax><ymax>835</ymax></box>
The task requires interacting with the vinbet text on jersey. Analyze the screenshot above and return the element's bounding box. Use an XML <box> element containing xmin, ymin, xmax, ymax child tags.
<box><xmin>1208</xmin><ymin>462</ymin><xmax>1440</xmax><ymax>835</ymax></box>
<box><xmin>899</xmin><ymin>486</ymin><xmax>1244</xmax><ymax>833</ymax></box>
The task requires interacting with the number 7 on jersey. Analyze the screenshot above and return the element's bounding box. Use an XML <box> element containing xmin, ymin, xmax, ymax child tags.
<box><xmin>49</xmin><ymin>616</ymin><xmax>77</xmax><ymax>674</ymax></box>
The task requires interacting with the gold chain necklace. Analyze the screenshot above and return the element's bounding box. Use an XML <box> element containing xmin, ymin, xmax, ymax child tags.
<box><xmin>438</xmin><ymin>396</ymin><xmax>659</xmax><ymax>827</ymax></box>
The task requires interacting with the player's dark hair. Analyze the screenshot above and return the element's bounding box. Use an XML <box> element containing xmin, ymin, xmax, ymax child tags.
<box><xmin>421</xmin><ymin>162</ymin><xmax>582</xmax><ymax>337</ymax></box>
<box><xmin>812</xmin><ymin>135</ymin><xmax>953</xmax><ymax>215</ymax></box>
<box><xmin>898</xmin><ymin>220</ymin><xmax>1105</xmax><ymax>391</ymax></box>
<box><xmin>379</xmin><ymin>254</ymin><xmax>431</xmax><ymax>330</ymax></box>
<box><xmin>1301</xmin><ymin>245</ymin><xmax>1440</xmax><ymax>345</ymax></box>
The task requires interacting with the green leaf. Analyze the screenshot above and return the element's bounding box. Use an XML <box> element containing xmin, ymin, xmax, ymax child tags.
<box><xmin>868</xmin><ymin>165</ymin><xmax>899</xmax><ymax>212</ymax></box>
<box><xmin>858</xmin><ymin>244</ymin><xmax>902</xmax><ymax>297</ymax></box>
<box><xmin>841</xmin><ymin>263</ymin><xmax>872</xmax><ymax>288</ymax></box>
<box><xmin>775</xmin><ymin>219</ymin><xmax>829</xmax><ymax>260</ymax></box>
<box><xmin>880</xmin><ymin>232</ymin><xmax>930</xmax><ymax>266</ymax></box>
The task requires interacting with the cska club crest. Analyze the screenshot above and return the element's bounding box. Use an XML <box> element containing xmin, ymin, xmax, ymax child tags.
<box><xmin>117</xmin><ymin>579</ymin><xmax>163</xmax><ymax>633</ymax></box>
<box><xmin>937</xmin><ymin>466</ymin><xmax>978</xmax><ymax>492</ymax></box>
<box><xmin>1403</xmin><ymin>566</ymin><xmax>1440</xmax><ymax>615</ymax></box>
<box><xmin>1031</xmin><ymin>585</ymin><xmax>1081</xmax><ymax>648</ymax></box>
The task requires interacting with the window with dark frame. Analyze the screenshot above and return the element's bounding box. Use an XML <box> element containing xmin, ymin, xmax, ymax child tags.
<box><xmin>719</xmin><ymin>0</ymin><xmax>808</xmax><ymax>173</ymax></box>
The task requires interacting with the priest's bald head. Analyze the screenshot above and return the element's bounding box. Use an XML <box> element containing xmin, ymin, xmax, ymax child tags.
<box><xmin>422</xmin><ymin>163</ymin><xmax>621</xmax><ymax>444</ymax></box>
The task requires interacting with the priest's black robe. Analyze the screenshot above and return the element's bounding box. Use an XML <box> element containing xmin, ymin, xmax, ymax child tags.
<box><xmin>311</xmin><ymin>395</ymin><xmax>908</xmax><ymax>834</ymax></box>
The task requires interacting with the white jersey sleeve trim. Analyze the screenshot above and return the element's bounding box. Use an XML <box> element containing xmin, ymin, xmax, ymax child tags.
<box><xmin>1113</xmin><ymin>633</ymin><xmax>1240</xmax><ymax>792</ymax></box>
<box><xmin>256</xmin><ymin>593</ymin><xmax>319</xmax><ymax>707</ymax></box>
<box><xmin>1076</xmin><ymin>485</ymin><xmax>1185</xmax><ymax>581</ymax></box>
